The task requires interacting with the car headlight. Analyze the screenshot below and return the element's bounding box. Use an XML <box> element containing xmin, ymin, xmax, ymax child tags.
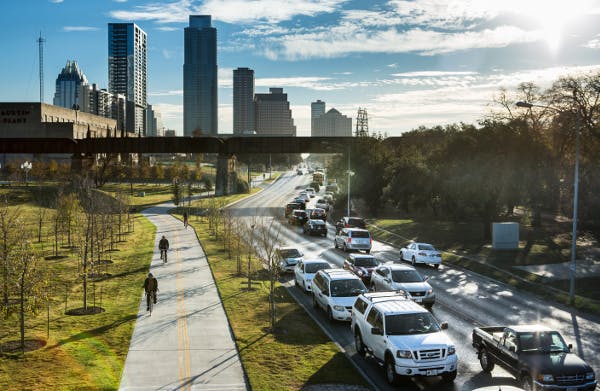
<box><xmin>585</xmin><ymin>372</ymin><xmax>595</xmax><ymax>380</ymax></box>
<box><xmin>279</xmin><ymin>262</ymin><xmax>285</xmax><ymax>267</ymax></box>
<box><xmin>396</xmin><ymin>350</ymin><xmax>412</xmax><ymax>359</ymax></box>
<box><xmin>357</xmin><ymin>270</ymin><xmax>364</xmax><ymax>276</ymax></box>
<box><xmin>333</xmin><ymin>305</ymin><xmax>345</xmax><ymax>312</ymax></box>
<box><xmin>538</xmin><ymin>374</ymin><xmax>554</xmax><ymax>382</ymax></box>
<box><xmin>448</xmin><ymin>346</ymin><xmax>456</xmax><ymax>355</ymax></box>
<box><xmin>426</xmin><ymin>289</ymin><xmax>433</xmax><ymax>295</ymax></box>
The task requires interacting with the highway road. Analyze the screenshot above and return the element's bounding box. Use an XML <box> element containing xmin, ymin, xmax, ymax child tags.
<box><xmin>229</xmin><ymin>171</ymin><xmax>600</xmax><ymax>391</ymax></box>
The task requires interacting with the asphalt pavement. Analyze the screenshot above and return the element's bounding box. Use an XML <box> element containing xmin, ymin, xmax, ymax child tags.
<box><xmin>118</xmin><ymin>201</ymin><xmax>248</xmax><ymax>391</ymax></box>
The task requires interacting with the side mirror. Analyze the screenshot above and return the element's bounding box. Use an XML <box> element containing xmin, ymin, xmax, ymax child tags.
<box><xmin>440</xmin><ymin>322</ymin><xmax>448</xmax><ymax>330</ymax></box>
<box><xmin>371</xmin><ymin>327</ymin><xmax>383</xmax><ymax>335</ymax></box>
<box><xmin>509</xmin><ymin>345</ymin><xmax>516</xmax><ymax>352</ymax></box>
<box><xmin>424</xmin><ymin>276</ymin><xmax>430</xmax><ymax>281</ymax></box>
<box><xmin>568</xmin><ymin>343</ymin><xmax>573</xmax><ymax>351</ymax></box>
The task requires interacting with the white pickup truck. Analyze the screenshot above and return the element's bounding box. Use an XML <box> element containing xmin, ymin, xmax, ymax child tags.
<box><xmin>350</xmin><ymin>291</ymin><xmax>458</xmax><ymax>385</ymax></box>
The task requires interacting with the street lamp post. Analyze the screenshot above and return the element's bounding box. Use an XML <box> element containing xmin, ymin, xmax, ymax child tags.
<box><xmin>346</xmin><ymin>148</ymin><xmax>354</xmax><ymax>217</ymax></box>
<box><xmin>20</xmin><ymin>161</ymin><xmax>32</xmax><ymax>186</ymax></box>
<box><xmin>516</xmin><ymin>101</ymin><xmax>580</xmax><ymax>304</ymax></box>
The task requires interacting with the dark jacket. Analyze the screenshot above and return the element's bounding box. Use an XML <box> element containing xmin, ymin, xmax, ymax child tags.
<box><xmin>159</xmin><ymin>238</ymin><xmax>169</xmax><ymax>250</ymax></box>
<box><xmin>144</xmin><ymin>277</ymin><xmax>158</xmax><ymax>293</ymax></box>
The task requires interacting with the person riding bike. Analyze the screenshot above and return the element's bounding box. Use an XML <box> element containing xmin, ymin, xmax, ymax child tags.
<box><xmin>143</xmin><ymin>272</ymin><xmax>158</xmax><ymax>311</ymax></box>
<box><xmin>159</xmin><ymin>235</ymin><xmax>169</xmax><ymax>263</ymax></box>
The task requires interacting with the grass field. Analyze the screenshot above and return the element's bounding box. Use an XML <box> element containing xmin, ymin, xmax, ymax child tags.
<box><xmin>181</xmin><ymin>212</ymin><xmax>371</xmax><ymax>391</ymax></box>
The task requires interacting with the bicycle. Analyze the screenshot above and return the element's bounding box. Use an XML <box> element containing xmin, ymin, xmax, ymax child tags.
<box><xmin>160</xmin><ymin>249</ymin><xmax>168</xmax><ymax>263</ymax></box>
<box><xmin>146</xmin><ymin>291</ymin><xmax>156</xmax><ymax>315</ymax></box>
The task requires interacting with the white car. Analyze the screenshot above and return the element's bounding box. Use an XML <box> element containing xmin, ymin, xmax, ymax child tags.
<box><xmin>294</xmin><ymin>259</ymin><xmax>330</xmax><ymax>292</ymax></box>
<box><xmin>315</xmin><ymin>198</ymin><xmax>330</xmax><ymax>212</ymax></box>
<box><xmin>369</xmin><ymin>263</ymin><xmax>435</xmax><ymax>308</ymax></box>
<box><xmin>277</xmin><ymin>247</ymin><xmax>303</xmax><ymax>273</ymax></box>
<box><xmin>311</xmin><ymin>269</ymin><xmax>367</xmax><ymax>321</ymax></box>
<box><xmin>400</xmin><ymin>242</ymin><xmax>442</xmax><ymax>269</ymax></box>
<box><xmin>305</xmin><ymin>187</ymin><xmax>316</xmax><ymax>198</ymax></box>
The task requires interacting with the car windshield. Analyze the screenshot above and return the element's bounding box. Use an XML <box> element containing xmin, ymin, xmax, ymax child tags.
<box><xmin>385</xmin><ymin>313</ymin><xmax>441</xmax><ymax>335</ymax></box>
<box><xmin>330</xmin><ymin>279</ymin><xmax>366</xmax><ymax>297</ymax></box>
<box><xmin>418</xmin><ymin>244</ymin><xmax>436</xmax><ymax>251</ymax></box>
<box><xmin>280</xmin><ymin>249</ymin><xmax>301</xmax><ymax>258</ymax></box>
<box><xmin>518</xmin><ymin>331</ymin><xmax>569</xmax><ymax>353</ymax></box>
<box><xmin>391</xmin><ymin>270</ymin><xmax>424</xmax><ymax>282</ymax></box>
<box><xmin>351</xmin><ymin>231</ymin><xmax>370</xmax><ymax>238</ymax></box>
<box><xmin>305</xmin><ymin>263</ymin><xmax>329</xmax><ymax>274</ymax></box>
<box><xmin>348</xmin><ymin>218</ymin><xmax>365</xmax><ymax>227</ymax></box>
<box><xmin>354</xmin><ymin>257</ymin><xmax>379</xmax><ymax>267</ymax></box>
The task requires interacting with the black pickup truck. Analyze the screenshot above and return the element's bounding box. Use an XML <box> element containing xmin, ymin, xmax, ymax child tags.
<box><xmin>472</xmin><ymin>324</ymin><xmax>597</xmax><ymax>391</ymax></box>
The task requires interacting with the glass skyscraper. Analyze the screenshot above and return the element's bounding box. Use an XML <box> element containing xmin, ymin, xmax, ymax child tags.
<box><xmin>108</xmin><ymin>23</ymin><xmax>147</xmax><ymax>136</ymax></box>
<box><xmin>233</xmin><ymin>67</ymin><xmax>255</xmax><ymax>134</ymax></box>
<box><xmin>184</xmin><ymin>15</ymin><xmax>218</xmax><ymax>136</ymax></box>
<box><xmin>53</xmin><ymin>60</ymin><xmax>88</xmax><ymax>110</ymax></box>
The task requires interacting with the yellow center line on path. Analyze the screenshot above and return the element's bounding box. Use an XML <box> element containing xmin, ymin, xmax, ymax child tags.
<box><xmin>175</xmin><ymin>231</ymin><xmax>191</xmax><ymax>389</ymax></box>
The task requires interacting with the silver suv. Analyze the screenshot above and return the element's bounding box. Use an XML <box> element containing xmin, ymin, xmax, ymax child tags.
<box><xmin>334</xmin><ymin>228</ymin><xmax>372</xmax><ymax>254</ymax></box>
<box><xmin>311</xmin><ymin>269</ymin><xmax>367</xmax><ymax>321</ymax></box>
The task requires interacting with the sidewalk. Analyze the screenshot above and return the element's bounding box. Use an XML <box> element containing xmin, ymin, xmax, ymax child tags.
<box><xmin>118</xmin><ymin>201</ymin><xmax>248</xmax><ymax>391</ymax></box>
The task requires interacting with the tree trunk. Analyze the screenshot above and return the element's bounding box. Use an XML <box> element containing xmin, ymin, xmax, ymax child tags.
<box><xmin>20</xmin><ymin>273</ymin><xmax>25</xmax><ymax>354</ymax></box>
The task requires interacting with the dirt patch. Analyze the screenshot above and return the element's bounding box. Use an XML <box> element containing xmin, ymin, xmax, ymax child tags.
<box><xmin>65</xmin><ymin>306</ymin><xmax>105</xmax><ymax>316</ymax></box>
<box><xmin>1</xmin><ymin>338</ymin><xmax>46</xmax><ymax>354</ymax></box>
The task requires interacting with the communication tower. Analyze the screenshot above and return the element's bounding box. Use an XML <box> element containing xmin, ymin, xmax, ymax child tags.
<box><xmin>37</xmin><ymin>32</ymin><xmax>45</xmax><ymax>103</ymax></box>
<box><xmin>355</xmin><ymin>108</ymin><xmax>369</xmax><ymax>137</ymax></box>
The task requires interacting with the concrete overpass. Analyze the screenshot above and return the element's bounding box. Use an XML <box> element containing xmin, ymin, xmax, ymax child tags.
<box><xmin>0</xmin><ymin>136</ymin><xmax>403</xmax><ymax>194</ymax></box>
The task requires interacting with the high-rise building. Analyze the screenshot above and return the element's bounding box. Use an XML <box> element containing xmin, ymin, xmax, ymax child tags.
<box><xmin>184</xmin><ymin>15</ymin><xmax>218</xmax><ymax>136</ymax></box>
<box><xmin>108</xmin><ymin>22</ymin><xmax>147</xmax><ymax>136</ymax></box>
<box><xmin>254</xmin><ymin>88</ymin><xmax>296</xmax><ymax>136</ymax></box>
<box><xmin>78</xmin><ymin>84</ymin><xmax>126</xmax><ymax>133</ymax></box>
<box><xmin>146</xmin><ymin>104</ymin><xmax>163</xmax><ymax>137</ymax></box>
<box><xmin>312</xmin><ymin>108</ymin><xmax>352</xmax><ymax>137</ymax></box>
<box><xmin>53</xmin><ymin>60</ymin><xmax>88</xmax><ymax>110</ymax></box>
<box><xmin>311</xmin><ymin>100</ymin><xmax>326</xmax><ymax>135</ymax></box>
<box><xmin>233</xmin><ymin>67</ymin><xmax>255</xmax><ymax>134</ymax></box>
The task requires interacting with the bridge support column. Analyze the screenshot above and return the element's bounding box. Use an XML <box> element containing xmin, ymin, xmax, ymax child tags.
<box><xmin>71</xmin><ymin>153</ymin><xmax>94</xmax><ymax>174</ymax></box>
<box><xmin>215</xmin><ymin>153</ymin><xmax>238</xmax><ymax>196</ymax></box>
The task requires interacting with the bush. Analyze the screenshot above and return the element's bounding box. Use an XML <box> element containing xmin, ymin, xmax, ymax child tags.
<box><xmin>236</xmin><ymin>178</ymin><xmax>249</xmax><ymax>193</ymax></box>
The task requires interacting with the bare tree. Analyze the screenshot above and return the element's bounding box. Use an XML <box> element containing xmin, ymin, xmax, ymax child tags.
<box><xmin>254</xmin><ymin>217</ymin><xmax>282</xmax><ymax>331</ymax></box>
<box><xmin>0</xmin><ymin>199</ymin><xmax>22</xmax><ymax>309</ymax></box>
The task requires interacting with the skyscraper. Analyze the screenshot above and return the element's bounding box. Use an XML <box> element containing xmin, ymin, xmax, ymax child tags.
<box><xmin>184</xmin><ymin>15</ymin><xmax>217</xmax><ymax>136</ymax></box>
<box><xmin>311</xmin><ymin>100</ymin><xmax>326</xmax><ymax>136</ymax></box>
<box><xmin>254</xmin><ymin>88</ymin><xmax>296</xmax><ymax>136</ymax></box>
<box><xmin>312</xmin><ymin>108</ymin><xmax>352</xmax><ymax>137</ymax></box>
<box><xmin>53</xmin><ymin>60</ymin><xmax>88</xmax><ymax>110</ymax></box>
<box><xmin>233</xmin><ymin>67</ymin><xmax>255</xmax><ymax>134</ymax></box>
<box><xmin>108</xmin><ymin>23</ymin><xmax>147</xmax><ymax>136</ymax></box>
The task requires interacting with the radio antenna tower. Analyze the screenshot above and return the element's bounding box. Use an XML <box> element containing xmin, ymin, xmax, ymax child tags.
<box><xmin>355</xmin><ymin>107</ymin><xmax>369</xmax><ymax>137</ymax></box>
<box><xmin>37</xmin><ymin>32</ymin><xmax>45</xmax><ymax>103</ymax></box>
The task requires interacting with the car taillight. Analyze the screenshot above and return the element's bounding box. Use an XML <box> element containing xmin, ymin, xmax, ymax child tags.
<box><xmin>370</xmin><ymin>238</ymin><xmax>373</xmax><ymax>244</ymax></box>
<box><xmin>347</xmin><ymin>238</ymin><xmax>352</xmax><ymax>243</ymax></box>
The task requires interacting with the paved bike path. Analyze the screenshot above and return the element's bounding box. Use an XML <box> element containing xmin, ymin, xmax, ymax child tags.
<box><xmin>119</xmin><ymin>202</ymin><xmax>248</xmax><ymax>391</ymax></box>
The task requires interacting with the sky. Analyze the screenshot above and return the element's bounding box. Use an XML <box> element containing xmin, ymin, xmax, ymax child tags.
<box><xmin>2</xmin><ymin>0</ymin><xmax>600</xmax><ymax>136</ymax></box>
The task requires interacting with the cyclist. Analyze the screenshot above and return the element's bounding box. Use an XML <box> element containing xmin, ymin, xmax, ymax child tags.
<box><xmin>183</xmin><ymin>211</ymin><xmax>189</xmax><ymax>229</ymax></box>
<box><xmin>143</xmin><ymin>272</ymin><xmax>158</xmax><ymax>311</ymax></box>
<box><xmin>159</xmin><ymin>235</ymin><xmax>169</xmax><ymax>263</ymax></box>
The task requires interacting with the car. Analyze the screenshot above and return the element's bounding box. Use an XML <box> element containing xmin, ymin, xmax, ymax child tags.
<box><xmin>292</xmin><ymin>197</ymin><xmax>307</xmax><ymax>208</ymax></box>
<box><xmin>315</xmin><ymin>198</ymin><xmax>330</xmax><ymax>212</ymax></box>
<box><xmin>297</xmin><ymin>192</ymin><xmax>310</xmax><ymax>203</ymax></box>
<box><xmin>334</xmin><ymin>227</ymin><xmax>372</xmax><ymax>253</ymax></box>
<box><xmin>288</xmin><ymin>209</ymin><xmax>308</xmax><ymax>225</ymax></box>
<box><xmin>294</xmin><ymin>259</ymin><xmax>331</xmax><ymax>292</ymax></box>
<box><xmin>369</xmin><ymin>263</ymin><xmax>435</xmax><ymax>308</ymax></box>
<box><xmin>309</xmin><ymin>207</ymin><xmax>327</xmax><ymax>221</ymax></box>
<box><xmin>400</xmin><ymin>242</ymin><xmax>442</xmax><ymax>268</ymax></box>
<box><xmin>277</xmin><ymin>247</ymin><xmax>304</xmax><ymax>273</ymax></box>
<box><xmin>311</xmin><ymin>268</ymin><xmax>368</xmax><ymax>321</ymax></box>
<box><xmin>325</xmin><ymin>184</ymin><xmax>339</xmax><ymax>193</ymax></box>
<box><xmin>336</xmin><ymin>216</ymin><xmax>367</xmax><ymax>233</ymax></box>
<box><xmin>303</xmin><ymin>219</ymin><xmax>327</xmax><ymax>237</ymax></box>
<box><xmin>296</xmin><ymin>169</ymin><xmax>303</xmax><ymax>176</ymax></box>
<box><xmin>305</xmin><ymin>187</ymin><xmax>316</xmax><ymax>198</ymax></box>
<box><xmin>343</xmin><ymin>253</ymin><xmax>380</xmax><ymax>285</ymax></box>
<box><xmin>284</xmin><ymin>202</ymin><xmax>303</xmax><ymax>217</ymax></box>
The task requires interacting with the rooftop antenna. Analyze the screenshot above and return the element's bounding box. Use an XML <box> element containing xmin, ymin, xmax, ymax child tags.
<box><xmin>37</xmin><ymin>32</ymin><xmax>45</xmax><ymax>103</ymax></box>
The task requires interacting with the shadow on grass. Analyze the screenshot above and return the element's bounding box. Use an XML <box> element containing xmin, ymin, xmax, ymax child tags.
<box><xmin>302</xmin><ymin>352</ymin><xmax>369</xmax><ymax>388</ymax></box>
<box><xmin>47</xmin><ymin>314</ymin><xmax>136</xmax><ymax>349</ymax></box>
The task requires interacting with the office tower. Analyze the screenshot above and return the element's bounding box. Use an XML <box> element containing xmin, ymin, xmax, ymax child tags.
<box><xmin>53</xmin><ymin>60</ymin><xmax>88</xmax><ymax>109</ymax></box>
<box><xmin>311</xmin><ymin>100</ymin><xmax>326</xmax><ymax>136</ymax></box>
<box><xmin>184</xmin><ymin>15</ymin><xmax>218</xmax><ymax>136</ymax></box>
<box><xmin>146</xmin><ymin>104</ymin><xmax>163</xmax><ymax>137</ymax></box>
<box><xmin>254</xmin><ymin>88</ymin><xmax>296</xmax><ymax>136</ymax></box>
<box><xmin>233</xmin><ymin>67</ymin><xmax>255</xmax><ymax>134</ymax></box>
<box><xmin>108</xmin><ymin>22</ymin><xmax>147</xmax><ymax>136</ymax></box>
<box><xmin>313</xmin><ymin>108</ymin><xmax>352</xmax><ymax>137</ymax></box>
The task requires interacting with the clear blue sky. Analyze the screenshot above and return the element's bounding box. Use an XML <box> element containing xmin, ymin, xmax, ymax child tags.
<box><xmin>2</xmin><ymin>0</ymin><xmax>600</xmax><ymax>136</ymax></box>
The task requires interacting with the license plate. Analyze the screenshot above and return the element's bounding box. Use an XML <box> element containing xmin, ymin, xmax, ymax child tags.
<box><xmin>426</xmin><ymin>370</ymin><xmax>436</xmax><ymax>376</ymax></box>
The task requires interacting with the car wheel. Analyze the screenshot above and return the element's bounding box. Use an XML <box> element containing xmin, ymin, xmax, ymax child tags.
<box><xmin>343</xmin><ymin>243</ymin><xmax>348</xmax><ymax>252</ymax></box>
<box><xmin>327</xmin><ymin>307</ymin><xmax>334</xmax><ymax>322</ymax></box>
<box><xmin>434</xmin><ymin>264</ymin><xmax>440</xmax><ymax>269</ymax></box>
<box><xmin>354</xmin><ymin>331</ymin><xmax>366</xmax><ymax>357</ymax></box>
<box><xmin>479</xmin><ymin>348</ymin><xmax>495</xmax><ymax>372</ymax></box>
<box><xmin>411</xmin><ymin>256</ymin><xmax>416</xmax><ymax>266</ymax></box>
<box><xmin>400</xmin><ymin>251</ymin><xmax>404</xmax><ymax>262</ymax></box>
<box><xmin>385</xmin><ymin>355</ymin><xmax>399</xmax><ymax>386</ymax></box>
<box><xmin>441</xmin><ymin>370</ymin><xmax>457</xmax><ymax>383</ymax></box>
<box><xmin>521</xmin><ymin>375</ymin><xmax>533</xmax><ymax>391</ymax></box>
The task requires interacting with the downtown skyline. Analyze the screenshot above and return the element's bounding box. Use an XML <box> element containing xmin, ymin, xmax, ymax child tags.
<box><xmin>2</xmin><ymin>0</ymin><xmax>600</xmax><ymax>136</ymax></box>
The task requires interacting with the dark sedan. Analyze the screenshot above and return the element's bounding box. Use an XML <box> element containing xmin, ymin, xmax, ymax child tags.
<box><xmin>343</xmin><ymin>253</ymin><xmax>380</xmax><ymax>285</ymax></box>
<box><xmin>288</xmin><ymin>210</ymin><xmax>308</xmax><ymax>226</ymax></box>
<box><xmin>303</xmin><ymin>219</ymin><xmax>327</xmax><ymax>237</ymax></box>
